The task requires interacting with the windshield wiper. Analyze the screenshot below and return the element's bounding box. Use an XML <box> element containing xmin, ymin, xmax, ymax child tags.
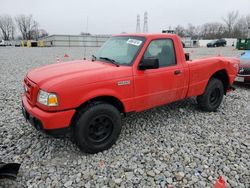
<box><xmin>99</xmin><ymin>57</ymin><xmax>120</xmax><ymax>67</ymax></box>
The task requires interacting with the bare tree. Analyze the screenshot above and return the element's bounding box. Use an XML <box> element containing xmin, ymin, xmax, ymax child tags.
<box><xmin>231</xmin><ymin>14</ymin><xmax>250</xmax><ymax>38</ymax></box>
<box><xmin>185</xmin><ymin>23</ymin><xmax>199</xmax><ymax>39</ymax></box>
<box><xmin>11</xmin><ymin>24</ymin><xmax>15</xmax><ymax>40</ymax></box>
<box><xmin>80</xmin><ymin>32</ymin><xmax>91</xmax><ymax>35</ymax></box>
<box><xmin>0</xmin><ymin>15</ymin><xmax>15</xmax><ymax>40</ymax></box>
<box><xmin>222</xmin><ymin>11</ymin><xmax>239</xmax><ymax>37</ymax></box>
<box><xmin>15</xmin><ymin>15</ymin><xmax>38</xmax><ymax>40</ymax></box>
<box><xmin>246</xmin><ymin>14</ymin><xmax>250</xmax><ymax>28</ymax></box>
<box><xmin>233</xmin><ymin>16</ymin><xmax>247</xmax><ymax>38</ymax></box>
<box><xmin>38</xmin><ymin>29</ymin><xmax>49</xmax><ymax>38</ymax></box>
<box><xmin>172</xmin><ymin>12</ymin><xmax>250</xmax><ymax>39</ymax></box>
<box><xmin>246</xmin><ymin>14</ymin><xmax>250</xmax><ymax>38</ymax></box>
<box><xmin>174</xmin><ymin>25</ymin><xmax>186</xmax><ymax>37</ymax></box>
<box><xmin>200</xmin><ymin>22</ymin><xmax>225</xmax><ymax>39</ymax></box>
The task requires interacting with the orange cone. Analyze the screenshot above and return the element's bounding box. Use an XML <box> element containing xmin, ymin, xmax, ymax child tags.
<box><xmin>64</xmin><ymin>54</ymin><xmax>69</xmax><ymax>58</ymax></box>
<box><xmin>214</xmin><ymin>176</ymin><xmax>227</xmax><ymax>188</ymax></box>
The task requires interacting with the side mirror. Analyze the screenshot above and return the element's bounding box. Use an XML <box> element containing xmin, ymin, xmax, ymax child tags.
<box><xmin>185</xmin><ymin>53</ymin><xmax>190</xmax><ymax>61</ymax></box>
<box><xmin>138</xmin><ymin>58</ymin><xmax>159</xmax><ymax>70</ymax></box>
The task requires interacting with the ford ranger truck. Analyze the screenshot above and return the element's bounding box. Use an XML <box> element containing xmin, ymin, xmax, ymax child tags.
<box><xmin>22</xmin><ymin>34</ymin><xmax>239</xmax><ymax>153</ymax></box>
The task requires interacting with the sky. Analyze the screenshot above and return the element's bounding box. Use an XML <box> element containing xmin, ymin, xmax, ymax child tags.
<box><xmin>2</xmin><ymin>0</ymin><xmax>250</xmax><ymax>35</ymax></box>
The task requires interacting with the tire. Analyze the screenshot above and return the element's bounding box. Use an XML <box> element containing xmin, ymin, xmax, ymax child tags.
<box><xmin>197</xmin><ymin>78</ymin><xmax>224</xmax><ymax>112</ymax></box>
<box><xmin>73</xmin><ymin>102</ymin><xmax>122</xmax><ymax>153</ymax></box>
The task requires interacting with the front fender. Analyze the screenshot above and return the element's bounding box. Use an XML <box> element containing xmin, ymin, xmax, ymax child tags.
<box><xmin>73</xmin><ymin>79</ymin><xmax>134</xmax><ymax>112</ymax></box>
<box><xmin>77</xmin><ymin>88</ymin><xmax>122</xmax><ymax>106</ymax></box>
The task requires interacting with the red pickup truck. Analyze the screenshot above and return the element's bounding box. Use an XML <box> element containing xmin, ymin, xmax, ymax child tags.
<box><xmin>22</xmin><ymin>34</ymin><xmax>239</xmax><ymax>153</ymax></box>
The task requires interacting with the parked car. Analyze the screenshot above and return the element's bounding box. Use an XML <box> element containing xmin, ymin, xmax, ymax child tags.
<box><xmin>207</xmin><ymin>39</ymin><xmax>227</xmax><ymax>47</ymax></box>
<box><xmin>234</xmin><ymin>51</ymin><xmax>250</xmax><ymax>83</ymax></box>
<box><xmin>0</xmin><ymin>40</ymin><xmax>6</xmax><ymax>47</ymax></box>
<box><xmin>22</xmin><ymin>33</ymin><xmax>239</xmax><ymax>153</ymax></box>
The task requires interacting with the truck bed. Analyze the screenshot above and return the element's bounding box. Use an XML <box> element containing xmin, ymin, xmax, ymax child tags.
<box><xmin>186</xmin><ymin>56</ymin><xmax>238</xmax><ymax>97</ymax></box>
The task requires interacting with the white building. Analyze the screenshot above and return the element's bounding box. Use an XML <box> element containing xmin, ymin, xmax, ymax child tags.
<box><xmin>40</xmin><ymin>34</ymin><xmax>111</xmax><ymax>47</ymax></box>
<box><xmin>181</xmin><ymin>37</ymin><xmax>199</xmax><ymax>48</ymax></box>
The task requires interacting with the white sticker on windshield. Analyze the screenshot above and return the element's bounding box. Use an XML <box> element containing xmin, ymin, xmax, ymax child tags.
<box><xmin>127</xmin><ymin>39</ymin><xmax>142</xmax><ymax>46</ymax></box>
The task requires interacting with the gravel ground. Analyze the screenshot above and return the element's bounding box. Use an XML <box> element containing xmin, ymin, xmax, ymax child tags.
<box><xmin>0</xmin><ymin>46</ymin><xmax>249</xmax><ymax>188</ymax></box>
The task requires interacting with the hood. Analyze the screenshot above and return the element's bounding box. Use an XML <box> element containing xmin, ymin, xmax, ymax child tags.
<box><xmin>240</xmin><ymin>59</ymin><xmax>250</xmax><ymax>68</ymax></box>
<box><xmin>240</xmin><ymin>51</ymin><xmax>250</xmax><ymax>67</ymax></box>
<box><xmin>27</xmin><ymin>60</ymin><xmax>132</xmax><ymax>90</ymax></box>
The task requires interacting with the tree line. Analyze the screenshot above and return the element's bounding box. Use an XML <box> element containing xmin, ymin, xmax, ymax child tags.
<box><xmin>174</xmin><ymin>11</ymin><xmax>250</xmax><ymax>39</ymax></box>
<box><xmin>1</xmin><ymin>11</ymin><xmax>250</xmax><ymax>41</ymax></box>
<box><xmin>0</xmin><ymin>14</ymin><xmax>48</xmax><ymax>41</ymax></box>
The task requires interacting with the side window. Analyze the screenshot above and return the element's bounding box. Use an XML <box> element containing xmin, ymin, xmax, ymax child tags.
<box><xmin>143</xmin><ymin>39</ymin><xmax>176</xmax><ymax>67</ymax></box>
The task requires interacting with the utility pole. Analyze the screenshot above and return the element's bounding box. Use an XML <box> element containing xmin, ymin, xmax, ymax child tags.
<box><xmin>86</xmin><ymin>16</ymin><xmax>89</xmax><ymax>34</ymax></box>
<box><xmin>143</xmin><ymin>11</ymin><xmax>148</xmax><ymax>33</ymax></box>
<box><xmin>136</xmin><ymin>15</ymin><xmax>141</xmax><ymax>33</ymax></box>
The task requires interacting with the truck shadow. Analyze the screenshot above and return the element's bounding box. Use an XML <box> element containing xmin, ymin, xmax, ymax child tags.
<box><xmin>35</xmin><ymin>98</ymin><xmax>199</xmax><ymax>156</ymax></box>
<box><xmin>20</xmin><ymin>92</ymin><xmax>242</xmax><ymax>158</ymax></box>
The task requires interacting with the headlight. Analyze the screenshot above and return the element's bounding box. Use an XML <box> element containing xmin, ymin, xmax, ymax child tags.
<box><xmin>37</xmin><ymin>90</ymin><xmax>58</xmax><ymax>106</ymax></box>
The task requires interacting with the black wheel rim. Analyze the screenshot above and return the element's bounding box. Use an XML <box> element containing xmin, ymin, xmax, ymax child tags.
<box><xmin>87</xmin><ymin>115</ymin><xmax>113</xmax><ymax>143</ymax></box>
<box><xmin>209</xmin><ymin>88</ymin><xmax>220</xmax><ymax>105</ymax></box>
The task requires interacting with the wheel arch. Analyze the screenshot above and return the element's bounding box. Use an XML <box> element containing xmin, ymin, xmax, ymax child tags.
<box><xmin>70</xmin><ymin>95</ymin><xmax>125</xmax><ymax>127</ymax></box>
<box><xmin>209</xmin><ymin>69</ymin><xmax>229</xmax><ymax>94</ymax></box>
<box><xmin>84</xmin><ymin>95</ymin><xmax>125</xmax><ymax>113</ymax></box>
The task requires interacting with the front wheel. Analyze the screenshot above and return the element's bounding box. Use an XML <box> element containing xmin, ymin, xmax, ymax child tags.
<box><xmin>197</xmin><ymin>78</ymin><xmax>224</xmax><ymax>112</ymax></box>
<box><xmin>73</xmin><ymin>102</ymin><xmax>122</xmax><ymax>153</ymax></box>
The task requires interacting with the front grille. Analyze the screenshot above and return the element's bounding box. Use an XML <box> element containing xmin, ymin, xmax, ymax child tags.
<box><xmin>24</xmin><ymin>78</ymin><xmax>38</xmax><ymax>106</ymax></box>
<box><xmin>238</xmin><ymin>67</ymin><xmax>250</xmax><ymax>75</ymax></box>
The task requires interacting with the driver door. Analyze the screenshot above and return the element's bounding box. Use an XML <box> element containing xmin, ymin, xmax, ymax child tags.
<box><xmin>133</xmin><ymin>39</ymin><xmax>186</xmax><ymax>111</ymax></box>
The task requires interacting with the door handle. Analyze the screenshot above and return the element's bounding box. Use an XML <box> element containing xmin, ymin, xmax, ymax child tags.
<box><xmin>174</xmin><ymin>70</ymin><xmax>181</xmax><ymax>75</ymax></box>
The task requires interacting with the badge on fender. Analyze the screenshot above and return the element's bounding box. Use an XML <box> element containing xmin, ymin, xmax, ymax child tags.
<box><xmin>117</xmin><ymin>80</ymin><xmax>130</xmax><ymax>86</ymax></box>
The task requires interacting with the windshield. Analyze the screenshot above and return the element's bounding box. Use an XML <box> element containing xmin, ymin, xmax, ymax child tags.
<box><xmin>94</xmin><ymin>36</ymin><xmax>145</xmax><ymax>65</ymax></box>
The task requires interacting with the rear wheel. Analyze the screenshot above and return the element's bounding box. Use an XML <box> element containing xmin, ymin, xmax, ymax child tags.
<box><xmin>73</xmin><ymin>102</ymin><xmax>122</xmax><ymax>153</ymax></box>
<box><xmin>197</xmin><ymin>78</ymin><xmax>224</xmax><ymax>112</ymax></box>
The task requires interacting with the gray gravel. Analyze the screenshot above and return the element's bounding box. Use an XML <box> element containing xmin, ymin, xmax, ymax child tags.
<box><xmin>0</xmin><ymin>46</ymin><xmax>249</xmax><ymax>187</ymax></box>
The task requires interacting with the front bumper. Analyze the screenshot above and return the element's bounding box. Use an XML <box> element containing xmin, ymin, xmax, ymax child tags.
<box><xmin>22</xmin><ymin>95</ymin><xmax>75</xmax><ymax>134</ymax></box>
